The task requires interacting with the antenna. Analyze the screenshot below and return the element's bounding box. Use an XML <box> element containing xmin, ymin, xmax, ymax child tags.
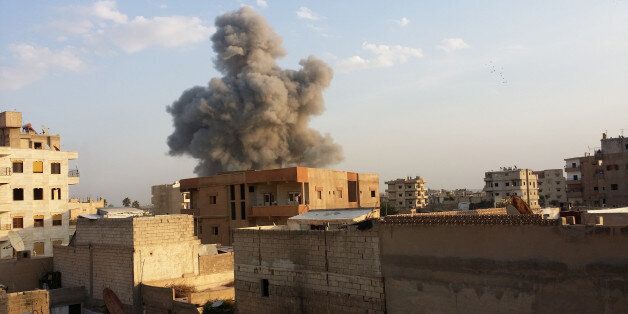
<box><xmin>621</xmin><ymin>129</ymin><xmax>626</xmax><ymax>137</ymax></box>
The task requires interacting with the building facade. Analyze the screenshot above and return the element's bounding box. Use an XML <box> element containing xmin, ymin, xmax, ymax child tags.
<box><xmin>565</xmin><ymin>133</ymin><xmax>628</xmax><ymax>208</ymax></box>
<box><xmin>385</xmin><ymin>176</ymin><xmax>428</xmax><ymax>212</ymax></box>
<box><xmin>150</xmin><ymin>181</ymin><xmax>189</xmax><ymax>215</ymax></box>
<box><xmin>0</xmin><ymin>111</ymin><xmax>79</xmax><ymax>258</ymax></box>
<box><xmin>179</xmin><ymin>167</ymin><xmax>379</xmax><ymax>246</ymax></box>
<box><xmin>535</xmin><ymin>169</ymin><xmax>567</xmax><ymax>208</ymax></box>
<box><xmin>483</xmin><ymin>167</ymin><xmax>540</xmax><ymax>208</ymax></box>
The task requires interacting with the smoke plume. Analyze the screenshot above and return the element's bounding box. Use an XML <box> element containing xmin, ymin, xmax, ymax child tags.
<box><xmin>167</xmin><ymin>7</ymin><xmax>343</xmax><ymax>176</ymax></box>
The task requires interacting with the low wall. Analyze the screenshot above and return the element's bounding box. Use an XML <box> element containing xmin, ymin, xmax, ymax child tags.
<box><xmin>0</xmin><ymin>257</ymin><xmax>52</xmax><ymax>292</ymax></box>
<box><xmin>0</xmin><ymin>289</ymin><xmax>50</xmax><ymax>314</ymax></box>
<box><xmin>379</xmin><ymin>221</ymin><xmax>628</xmax><ymax>313</ymax></box>
<box><xmin>199</xmin><ymin>252</ymin><xmax>234</xmax><ymax>275</ymax></box>
<box><xmin>233</xmin><ymin>226</ymin><xmax>385</xmax><ymax>313</ymax></box>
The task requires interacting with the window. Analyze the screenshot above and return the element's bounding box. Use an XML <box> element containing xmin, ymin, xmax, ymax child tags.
<box><xmin>348</xmin><ymin>181</ymin><xmax>358</xmax><ymax>202</ymax></box>
<box><xmin>212</xmin><ymin>226</ymin><xmax>218</xmax><ymax>235</ymax></box>
<box><xmin>494</xmin><ymin>193</ymin><xmax>499</xmax><ymax>196</ymax></box>
<box><xmin>611</xmin><ymin>184</ymin><xmax>618</xmax><ymax>191</ymax></box>
<box><xmin>12</xmin><ymin>161</ymin><xmax>23</xmax><ymax>173</ymax></box>
<box><xmin>33</xmin><ymin>188</ymin><xmax>44</xmax><ymax>200</ymax></box>
<box><xmin>51</xmin><ymin>188</ymin><xmax>61</xmax><ymax>200</ymax></box>
<box><xmin>370</xmin><ymin>190</ymin><xmax>376</xmax><ymax>198</ymax></box>
<box><xmin>52</xmin><ymin>239</ymin><xmax>63</xmax><ymax>246</ymax></box>
<box><xmin>336</xmin><ymin>189</ymin><xmax>343</xmax><ymax>199</ymax></box>
<box><xmin>52</xmin><ymin>214</ymin><xmax>62</xmax><ymax>226</ymax></box>
<box><xmin>12</xmin><ymin>217</ymin><xmax>23</xmax><ymax>229</ymax></box>
<box><xmin>33</xmin><ymin>161</ymin><xmax>43</xmax><ymax>173</ymax></box>
<box><xmin>33</xmin><ymin>142</ymin><xmax>43</xmax><ymax>149</ymax></box>
<box><xmin>505</xmin><ymin>182</ymin><xmax>510</xmax><ymax>187</ymax></box>
<box><xmin>240</xmin><ymin>201</ymin><xmax>246</xmax><ymax>220</ymax></box>
<box><xmin>317</xmin><ymin>190</ymin><xmax>322</xmax><ymax>200</ymax></box>
<box><xmin>209</xmin><ymin>195</ymin><xmax>217</xmax><ymax>204</ymax></box>
<box><xmin>494</xmin><ymin>183</ymin><xmax>499</xmax><ymax>187</ymax></box>
<box><xmin>573</xmin><ymin>175</ymin><xmax>578</xmax><ymax>180</ymax></box>
<box><xmin>34</xmin><ymin>215</ymin><xmax>44</xmax><ymax>227</ymax></box>
<box><xmin>51</xmin><ymin>162</ymin><xmax>61</xmax><ymax>174</ymax></box>
<box><xmin>240</xmin><ymin>184</ymin><xmax>245</xmax><ymax>200</ymax></box>
<box><xmin>230</xmin><ymin>203</ymin><xmax>236</xmax><ymax>220</ymax></box>
<box><xmin>33</xmin><ymin>242</ymin><xmax>45</xmax><ymax>256</ymax></box>
<box><xmin>13</xmin><ymin>188</ymin><xmax>24</xmax><ymax>201</ymax></box>
<box><xmin>248</xmin><ymin>186</ymin><xmax>255</xmax><ymax>193</ymax></box>
<box><xmin>261</xmin><ymin>279</ymin><xmax>270</xmax><ymax>297</ymax></box>
<box><xmin>229</xmin><ymin>185</ymin><xmax>236</xmax><ymax>201</ymax></box>
<box><xmin>572</xmin><ymin>162</ymin><xmax>576</xmax><ymax>168</ymax></box>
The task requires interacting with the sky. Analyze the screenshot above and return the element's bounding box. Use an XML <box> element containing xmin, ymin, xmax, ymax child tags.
<box><xmin>1</xmin><ymin>0</ymin><xmax>627</xmax><ymax>205</ymax></box>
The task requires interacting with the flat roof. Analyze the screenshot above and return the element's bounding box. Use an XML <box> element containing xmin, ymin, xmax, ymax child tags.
<box><xmin>288</xmin><ymin>208</ymin><xmax>376</xmax><ymax>224</ymax></box>
<box><xmin>587</xmin><ymin>207</ymin><xmax>628</xmax><ymax>214</ymax></box>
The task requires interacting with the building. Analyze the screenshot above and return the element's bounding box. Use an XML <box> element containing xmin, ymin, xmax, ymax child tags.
<box><xmin>179</xmin><ymin>167</ymin><xmax>380</xmax><ymax>246</ymax></box>
<box><xmin>535</xmin><ymin>169</ymin><xmax>567</xmax><ymax>208</ymax></box>
<box><xmin>565</xmin><ymin>133</ymin><xmax>628</xmax><ymax>208</ymax></box>
<box><xmin>385</xmin><ymin>176</ymin><xmax>428</xmax><ymax>212</ymax></box>
<box><xmin>0</xmin><ymin>111</ymin><xmax>79</xmax><ymax>258</ymax></box>
<box><xmin>426</xmin><ymin>189</ymin><xmax>487</xmax><ymax>211</ymax></box>
<box><xmin>151</xmin><ymin>181</ymin><xmax>190</xmax><ymax>215</ymax></box>
<box><xmin>483</xmin><ymin>167</ymin><xmax>540</xmax><ymax>208</ymax></box>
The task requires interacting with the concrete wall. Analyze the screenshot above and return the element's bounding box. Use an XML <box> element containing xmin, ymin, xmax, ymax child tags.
<box><xmin>199</xmin><ymin>252</ymin><xmax>234</xmax><ymax>275</ymax></box>
<box><xmin>0</xmin><ymin>289</ymin><xmax>50</xmax><ymax>314</ymax></box>
<box><xmin>379</xmin><ymin>222</ymin><xmax>628</xmax><ymax>313</ymax></box>
<box><xmin>233</xmin><ymin>226</ymin><xmax>385</xmax><ymax>313</ymax></box>
<box><xmin>0</xmin><ymin>257</ymin><xmax>52</xmax><ymax>292</ymax></box>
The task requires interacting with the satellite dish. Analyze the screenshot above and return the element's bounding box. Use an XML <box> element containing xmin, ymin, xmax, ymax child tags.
<box><xmin>8</xmin><ymin>231</ymin><xmax>25</xmax><ymax>251</ymax></box>
<box><xmin>103</xmin><ymin>288</ymin><xmax>124</xmax><ymax>314</ymax></box>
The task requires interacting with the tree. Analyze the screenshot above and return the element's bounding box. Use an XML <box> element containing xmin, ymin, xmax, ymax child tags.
<box><xmin>132</xmin><ymin>200</ymin><xmax>140</xmax><ymax>209</ymax></box>
<box><xmin>122</xmin><ymin>197</ymin><xmax>131</xmax><ymax>207</ymax></box>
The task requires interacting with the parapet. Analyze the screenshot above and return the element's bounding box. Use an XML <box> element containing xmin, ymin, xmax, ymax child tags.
<box><xmin>0</xmin><ymin>111</ymin><xmax>22</xmax><ymax>128</ymax></box>
<box><xmin>380</xmin><ymin>213</ymin><xmax>560</xmax><ymax>226</ymax></box>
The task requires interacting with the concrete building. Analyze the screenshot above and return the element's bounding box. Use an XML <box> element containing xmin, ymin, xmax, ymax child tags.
<box><xmin>535</xmin><ymin>169</ymin><xmax>567</xmax><ymax>208</ymax></box>
<box><xmin>385</xmin><ymin>176</ymin><xmax>428</xmax><ymax>212</ymax></box>
<box><xmin>151</xmin><ymin>181</ymin><xmax>190</xmax><ymax>215</ymax></box>
<box><xmin>426</xmin><ymin>189</ymin><xmax>487</xmax><ymax>211</ymax></box>
<box><xmin>179</xmin><ymin>167</ymin><xmax>379</xmax><ymax>245</ymax></box>
<box><xmin>483</xmin><ymin>167</ymin><xmax>540</xmax><ymax>208</ymax></box>
<box><xmin>565</xmin><ymin>133</ymin><xmax>628</xmax><ymax>208</ymax></box>
<box><xmin>0</xmin><ymin>111</ymin><xmax>79</xmax><ymax>258</ymax></box>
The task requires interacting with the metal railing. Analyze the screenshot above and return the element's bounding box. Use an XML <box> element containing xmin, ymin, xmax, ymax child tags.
<box><xmin>0</xmin><ymin>167</ymin><xmax>11</xmax><ymax>176</ymax></box>
<box><xmin>68</xmin><ymin>169</ymin><xmax>80</xmax><ymax>177</ymax></box>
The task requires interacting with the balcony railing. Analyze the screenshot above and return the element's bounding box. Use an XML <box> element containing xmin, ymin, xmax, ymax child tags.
<box><xmin>68</xmin><ymin>169</ymin><xmax>80</xmax><ymax>177</ymax></box>
<box><xmin>0</xmin><ymin>167</ymin><xmax>11</xmax><ymax>176</ymax></box>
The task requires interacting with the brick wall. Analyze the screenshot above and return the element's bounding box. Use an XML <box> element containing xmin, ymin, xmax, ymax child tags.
<box><xmin>233</xmin><ymin>226</ymin><xmax>385</xmax><ymax>313</ymax></box>
<box><xmin>0</xmin><ymin>289</ymin><xmax>50</xmax><ymax>314</ymax></box>
<box><xmin>0</xmin><ymin>257</ymin><xmax>53</xmax><ymax>292</ymax></box>
<box><xmin>74</xmin><ymin>218</ymin><xmax>134</xmax><ymax>247</ymax></box>
<box><xmin>199</xmin><ymin>253</ymin><xmax>234</xmax><ymax>275</ymax></box>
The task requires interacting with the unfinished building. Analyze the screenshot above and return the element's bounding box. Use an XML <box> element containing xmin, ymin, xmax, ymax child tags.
<box><xmin>483</xmin><ymin>167</ymin><xmax>540</xmax><ymax>208</ymax></box>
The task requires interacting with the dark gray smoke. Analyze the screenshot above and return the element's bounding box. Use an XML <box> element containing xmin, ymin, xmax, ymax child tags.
<box><xmin>167</xmin><ymin>7</ymin><xmax>343</xmax><ymax>176</ymax></box>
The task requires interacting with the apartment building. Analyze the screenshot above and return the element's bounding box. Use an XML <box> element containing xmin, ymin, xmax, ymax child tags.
<box><xmin>179</xmin><ymin>167</ymin><xmax>379</xmax><ymax>245</ymax></box>
<box><xmin>0</xmin><ymin>111</ymin><xmax>79</xmax><ymax>258</ymax></box>
<box><xmin>150</xmin><ymin>181</ymin><xmax>190</xmax><ymax>215</ymax></box>
<box><xmin>565</xmin><ymin>133</ymin><xmax>628</xmax><ymax>208</ymax></box>
<box><xmin>385</xmin><ymin>176</ymin><xmax>428</xmax><ymax>212</ymax></box>
<box><xmin>535</xmin><ymin>169</ymin><xmax>567</xmax><ymax>208</ymax></box>
<box><xmin>483</xmin><ymin>167</ymin><xmax>540</xmax><ymax>208</ymax></box>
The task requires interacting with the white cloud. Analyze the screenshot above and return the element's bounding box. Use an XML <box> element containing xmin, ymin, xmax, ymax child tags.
<box><xmin>396</xmin><ymin>17</ymin><xmax>410</xmax><ymax>27</ymax></box>
<box><xmin>296</xmin><ymin>7</ymin><xmax>320</xmax><ymax>20</ymax></box>
<box><xmin>437</xmin><ymin>38</ymin><xmax>470</xmax><ymax>53</ymax></box>
<box><xmin>337</xmin><ymin>42</ymin><xmax>423</xmax><ymax>72</ymax></box>
<box><xmin>0</xmin><ymin>44</ymin><xmax>85</xmax><ymax>91</ymax></box>
<box><xmin>90</xmin><ymin>0</ymin><xmax>128</xmax><ymax>24</ymax></box>
<box><xmin>256</xmin><ymin>0</ymin><xmax>268</xmax><ymax>8</ymax></box>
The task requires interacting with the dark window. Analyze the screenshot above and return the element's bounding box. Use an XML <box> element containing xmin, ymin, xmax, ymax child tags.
<box><xmin>52</xmin><ymin>214</ymin><xmax>62</xmax><ymax>226</ymax></box>
<box><xmin>229</xmin><ymin>185</ymin><xmax>236</xmax><ymax>201</ymax></box>
<box><xmin>625</xmin><ymin>144</ymin><xmax>628</xmax><ymax>150</ymax></box>
<box><xmin>573</xmin><ymin>175</ymin><xmax>578</xmax><ymax>180</ymax></box>
<box><xmin>572</xmin><ymin>162</ymin><xmax>576</xmax><ymax>167</ymax></box>
<box><xmin>12</xmin><ymin>217</ymin><xmax>23</xmax><ymax>228</ymax></box>
<box><xmin>51</xmin><ymin>162</ymin><xmax>61</xmax><ymax>174</ymax></box>
<box><xmin>209</xmin><ymin>195</ymin><xmax>217</xmax><ymax>204</ymax></box>
<box><xmin>240</xmin><ymin>201</ymin><xmax>246</xmax><ymax>220</ymax></box>
<box><xmin>261</xmin><ymin>279</ymin><xmax>269</xmax><ymax>297</ymax></box>
<box><xmin>348</xmin><ymin>181</ymin><xmax>358</xmax><ymax>202</ymax></box>
<box><xmin>33</xmin><ymin>188</ymin><xmax>44</xmax><ymax>200</ymax></box>
<box><xmin>212</xmin><ymin>226</ymin><xmax>218</xmax><ymax>235</ymax></box>
<box><xmin>494</xmin><ymin>183</ymin><xmax>499</xmax><ymax>187</ymax></box>
<box><xmin>594</xmin><ymin>187</ymin><xmax>599</xmax><ymax>191</ymax></box>
<box><xmin>370</xmin><ymin>190</ymin><xmax>376</xmax><ymax>198</ymax></box>
<box><xmin>240</xmin><ymin>184</ymin><xmax>245</xmax><ymax>200</ymax></box>
<box><xmin>12</xmin><ymin>161</ymin><xmax>23</xmax><ymax>173</ymax></box>
<box><xmin>611</xmin><ymin>184</ymin><xmax>618</xmax><ymax>191</ymax></box>
<box><xmin>13</xmin><ymin>188</ymin><xmax>24</xmax><ymax>201</ymax></box>
<box><xmin>34</xmin><ymin>216</ymin><xmax>44</xmax><ymax>227</ymax></box>
<box><xmin>248</xmin><ymin>186</ymin><xmax>255</xmax><ymax>193</ymax></box>
<box><xmin>230</xmin><ymin>202</ymin><xmax>236</xmax><ymax>220</ymax></box>
<box><xmin>33</xmin><ymin>142</ymin><xmax>42</xmax><ymax>149</ymax></box>
<box><xmin>505</xmin><ymin>182</ymin><xmax>510</xmax><ymax>186</ymax></box>
<box><xmin>317</xmin><ymin>190</ymin><xmax>322</xmax><ymax>199</ymax></box>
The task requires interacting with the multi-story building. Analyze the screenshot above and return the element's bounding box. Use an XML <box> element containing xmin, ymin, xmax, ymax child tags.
<box><xmin>179</xmin><ymin>167</ymin><xmax>379</xmax><ymax>245</ymax></box>
<box><xmin>0</xmin><ymin>111</ymin><xmax>79</xmax><ymax>258</ymax></box>
<box><xmin>483</xmin><ymin>167</ymin><xmax>540</xmax><ymax>208</ymax></box>
<box><xmin>535</xmin><ymin>169</ymin><xmax>567</xmax><ymax>208</ymax></box>
<box><xmin>385</xmin><ymin>176</ymin><xmax>428</xmax><ymax>212</ymax></box>
<box><xmin>565</xmin><ymin>133</ymin><xmax>628</xmax><ymax>208</ymax></box>
<box><xmin>150</xmin><ymin>181</ymin><xmax>190</xmax><ymax>215</ymax></box>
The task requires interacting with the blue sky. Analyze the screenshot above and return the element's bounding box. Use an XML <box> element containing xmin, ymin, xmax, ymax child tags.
<box><xmin>1</xmin><ymin>1</ymin><xmax>627</xmax><ymax>205</ymax></box>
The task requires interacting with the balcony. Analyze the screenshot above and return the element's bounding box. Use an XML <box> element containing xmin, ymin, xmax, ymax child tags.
<box><xmin>0</xmin><ymin>167</ymin><xmax>11</xmax><ymax>184</ymax></box>
<box><xmin>564</xmin><ymin>165</ymin><xmax>580</xmax><ymax>172</ymax></box>
<box><xmin>250</xmin><ymin>204</ymin><xmax>308</xmax><ymax>217</ymax></box>
<box><xmin>68</xmin><ymin>169</ymin><xmax>80</xmax><ymax>185</ymax></box>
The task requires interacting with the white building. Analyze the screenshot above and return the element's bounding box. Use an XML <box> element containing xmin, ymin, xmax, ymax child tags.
<box><xmin>0</xmin><ymin>111</ymin><xmax>79</xmax><ymax>258</ymax></box>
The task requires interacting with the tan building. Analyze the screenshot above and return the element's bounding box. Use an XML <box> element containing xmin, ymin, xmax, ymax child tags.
<box><xmin>483</xmin><ymin>167</ymin><xmax>540</xmax><ymax>208</ymax></box>
<box><xmin>180</xmin><ymin>167</ymin><xmax>379</xmax><ymax>245</ymax></box>
<box><xmin>151</xmin><ymin>181</ymin><xmax>190</xmax><ymax>215</ymax></box>
<box><xmin>565</xmin><ymin>133</ymin><xmax>628</xmax><ymax>208</ymax></box>
<box><xmin>535</xmin><ymin>169</ymin><xmax>567</xmax><ymax>208</ymax></box>
<box><xmin>385</xmin><ymin>176</ymin><xmax>428</xmax><ymax>211</ymax></box>
<box><xmin>0</xmin><ymin>111</ymin><xmax>79</xmax><ymax>258</ymax></box>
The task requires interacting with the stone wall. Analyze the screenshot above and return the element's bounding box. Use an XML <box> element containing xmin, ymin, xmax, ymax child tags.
<box><xmin>379</xmin><ymin>221</ymin><xmax>628</xmax><ymax>313</ymax></box>
<box><xmin>233</xmin><ymin>226</ymin><xmax>385</xmax><ymax>313</ymax></box>
<box><xmin>0</xmin><ymin>289</ymin><xmax>50</xmax><ymax>314</ymax></box>
<box><xmin>199</xmin><ymin>252</ymin><xmax>234</xmax><ymax>275</ymax></box>
<box><xmin>0</xmin><ymin>257</ymin><xmax>52</xmax><ymax>292</ymax></box>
